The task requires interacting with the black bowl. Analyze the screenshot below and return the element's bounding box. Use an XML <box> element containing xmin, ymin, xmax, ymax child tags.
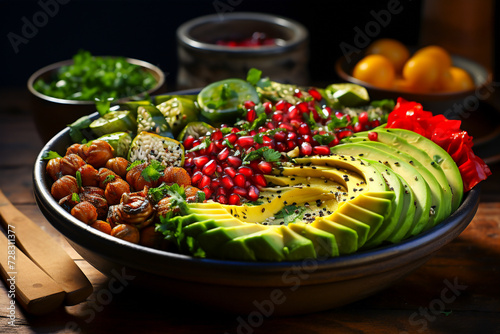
<box><xmin>33</xmin><ymin>113</ymin><xmax>480</xmax><ymax>316</ymax></box>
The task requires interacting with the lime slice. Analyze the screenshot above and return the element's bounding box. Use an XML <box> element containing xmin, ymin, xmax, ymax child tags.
<box><xmin>97</xmin><ymin>132</ymin><xmax>132</xmax><ymax>158</ymax></box>
<box><xmin>177</xmin><ymin>121</ymin><xmax>215</xmax><ymax>141</ymax></box>
<box><xmin>90</xmin><ymin>110</ymin><xmax>137</xmax><ymax>137</ymax></box>
<box><xmin>156</xmin><ymin>97</ymin><xmax>199</xmax><ymax>137</ymax></box>
<box><xmin>326</xmin><ymin>83</ymin><xmax>370</xmax><ymax>107</ymax></box>
<box><xmin>128</xmin><ymin>131</ymin><xmax>185</xmax><ymax>167</ymax></box>
<box><xmin>197</xmin><ymin>79</ymin><xmax>260</xmax><ymax>123</ymax></box>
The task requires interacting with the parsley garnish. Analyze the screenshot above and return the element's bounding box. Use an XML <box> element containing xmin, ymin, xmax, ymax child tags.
<box><xmin>141</xmin><ymin>160</ymin><xmax>164</xmax><ymax>182</ymax></box>
<box><xmin>313</xmin><ymin>133</ymin><xmax>336</xmax><ymax>146</ymax></box>
<box><xmin>274</xmin><ymin>205</ymin><xmax>306</xmax><ymax>225</ymax></box>
<box><xmin>41</xmin><ymin>150</ymin><xmax>62</xmax><ymax>160</ymax></box>
<box><xmin>243</xmin><ymin>147</ymin><xmax>281</xmax><ymax>163</ymax></box>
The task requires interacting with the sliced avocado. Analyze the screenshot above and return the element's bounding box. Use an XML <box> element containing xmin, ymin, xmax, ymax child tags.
<box><xmin>352</xmin><ymin>141</ymin><xmax>447</xmax><ymax>229</ymax></box>
<box><xmin>368</xmin><ymin>161</ymin><xmax>413</xmax><ymax>243</ymax></box>
<box><xmin>215</xmin><ymin>238</ymin><xmax>257</xmax><ymax>261</ymax></box>
<box><xmin>294</xmin><ymin>155</ymin><xmax>389</xmax><ymax>193</ymax></box>
<box><xmin>197</xmin><ymin>224</ymin><xmax>267</xmax><ymax>255</ymax></box>
<box><xmin>336</xmin><ymin>197</ymin><xmax>385</xmax><ymax>240</ymax></box>
<box><xmin>183</xmin><ymin>218</ymin><xmax>245</xmax><ymax>238</ymax></box>
<box><xmin>311</xmin><ymin>218</ymin><xmax>358</xmax><ymax>254</ymax></box>
<box><xmin>378</xmin><ymin>128</ymin><xmax>463</xmax><ymax>211</ymax></box>
<box><xmin>280</xmin><ymin>226</ymin><xmax>317</xmax><ymax>260</ymax></box>
<box><xmin>323</xmin><ymin>211</ymin><xmax>370</xmax><ymax>248</ymax></box>
<box><xmin>330</xmin><ymin>143</ymin><xmax>432</xmax><ymax>236</ymax></box>
<box><xmin>288</xmin><ymin>223</ymin><xmax>339</xmax><ymax>258</ymax></box>
<box><xmin>236</xmin><ymin>229</ymin><xmax>285</xmax><ymax>261</ymax></box>
<box><xmin>351</xmin><ymin>129</ymin><xmax>453</xmax><ymax>221</ymax></box>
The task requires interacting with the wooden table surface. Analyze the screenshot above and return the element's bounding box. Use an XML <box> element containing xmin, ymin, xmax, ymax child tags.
<box><xmin>1</xmin><ymin>89</ymin><xmax>499</xmax><ymax>334</ymax></box>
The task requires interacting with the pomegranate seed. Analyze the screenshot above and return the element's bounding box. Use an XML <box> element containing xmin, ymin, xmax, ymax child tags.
<box><xmin>224</xmin><ymin>133</ymin><xmax>238</xmax><ymax>145</ymax></box>
<box><xmin>337</xmin><ymin>130</ymin><xmax>353</xmax><ymax>139</ymax></box>
<box><xmin>236</xmin><ymin>136</ymin><xmax>254</xmax><ymax>148</ymax></box>
<box><xmin>302</xmin><ymin>134</ymin><xmax>312</xmax><ymax>143</ymax></box>
<box><xmin>253</xmin><ymin>174</ymin><xmax>267</xmax><ymax>187</ymax></box>
<box><xmin>312</xmin><ymin>145</ymin><xmax>331</xmax><ymax>155</ymax></box>
<box><xmin>217</xmin><ymin>147</ymin><xmax>229</xmax><ymax>161</ymax></box>
<box><xmin>308</xmin><ymin>88</ymin><xmax>322</xmax><ymax>101</ymax></box>
<box><xmin>216</xmin><ymin>187</ymin><xmax>227</xmax><ymax>196</ymax></box>
<box><xmin>202</xmin><ymin>186</ymin><xmax>213</xmax><ymax>198</ymax></box>
<box><xmin>217</xmin><ymin>195</ymin><xmax>228</xmax><ymax>204</ymax></box>
<box><xmin>211</xmin><ymin>130</ymin><xmax>223</xmax><ymax>141</ymax></box>
<box><xmin>216</xmin><ymin>164</ymin><xmax>223</xmax><ymax>173</ymax></box>
<box><xmin>183</xmin><ymin>135</ymin><xmax>195</xmax><ymax>149</ymax></box>
<box><xmin>202</xmin><ymin>159</ymin><xmax>217</xmax><ymax>176</ymax></box>
<box><xmin>184</xmin><ymin>157</ymin><xmax>194</xmax><ymax>168</ymax></box>
<box><xmin>221</xmin><ymin>175</ymin><xmax>235</xmax><ymax>189</ymax></box>
<box><xmin>371</xmin><ymin>119</ymin><xmax>381</xmax><ymax>127</ymax></box>
<box><xmin>238</xmin><ymin>166</ymin><xmax>253</xmax><ymax>178</ymax></box>
<box><xmin>359</xmin><ymin>111</ymin><xmax>369</xmax><ymax>124</ymax></box>
<box><xmin>328</xmin><ymin>136</ymin><xmax>340</xmax><ymax>147</ymax></box>
<box><xmin>191</xmin><ymin>171</ymin><xmax>203</xmax><ymax>185</ymax></box>
<box><xmin>206</xmin><ymin>142</ymin><xmax>216</xmax><ymax>154</ymax></box>
<box><xmin>278</xmin><ymin>122</ymin><xmax>294</xmax><ymax>132</ymax></box>
<box><xmin>368</xmin><ymin>132</ymin><xmax>378</xmax><ymax>141</ymax></box>
<box><xmin>288</xmin><ymin>106</ymin><xmax>299</xmax><ymax>119</ymax></box>
<box><xmin>274</xmin><ymin>131</ymin><xmax>286</xmax><ymax>142</ymax></box>
<box><xmin>193</xmin><ymin>156</ymin><xmax>209</xmax><ymax>168</ymax></box>
<box><xmin>228</xmin><ymin>194</ymin><xmax>240</xmax><ymax>205</ymax></box>
<box><xmin>249</xmin><ymin>130</ymin><xmax>257</xmax><ymax>136</ymax></box>
<box><xmin>244</xmin><ymin>100</ymin><xmax>256</xmax><ymax>109</ymax></box>
<box><xmin>199</xmin><ymin>175</ymin><xmax>211</xmax><ymax>189</ymax></box>
<box><xmin>258</xmin><ymin>126</ymin><xmax>267</xmax><ymax>133</ymax></box>
<box><xmin>234</xmin><ymin>173</ymin><xmax>246</xmax><ymax>187</ymax></box>
<box><xmin>322</xmin><ymin>106</ymin><xmax>332</xmax><ymax>118</ymax></box>
<box><xmin>263</xmin><ymin>102</ymin><xmax>273</xmax><ymax>114</ymax></box>
<box><xmin>354</xmin><ymin>122</ymin><xmax>363</xmax><ymax>133</ymax></box>
<box><xmin>214</xmin><ymin>139</ymin><xmax>225</xmax><ymax>150</ymax></box>
<box><xmin>272</xmin><ymin>113</ymin><xmax>283</xmax><ymax>123</ymax></box>
<box><xmin>257</xmin><ymin>161</ymin><xmax>273</xmax><ymax>174</ymax></box>
<box><xmin>224</xmin><ymin>166</ymin><xmax>237</xmax><ymax>178</ymax></box>
<box><xmin>275</xmin><ymin>100</ymin><xmax>287</xmax><ymax>111</ymax></box>
<box><xmin>227</xmin><ymin>156</ymin><xmax>242</xmax><ymax>168</ymax></box>
<box><xmin>286</xmin><ymin>140</ymin><xmax>296</xmax><ymax>150</ymax></box>
<box><xmin>294</xmin><ymin>89</ymin><xmax>303</xmax><ymax>98</ymax></box>
<box><xmin>296</xmin><ymin>101</ymin><xmax>309</xmax><ymax>113</ymax></box>
<box><xmin>276</xmin><ymin>142</ymin><xmax>286</xmax><ymax>152</ymax></box>
<box><xmin>249</xmin><ymin>160</ymin><xmax>260</xmax><ymax>171</ymax></box>
<box><xmin>297</xmin><ymin>123</ymin><xmax>310</xmax><ymax>135</ymax></box>
<box><xmin>247</xmin><ymin>185</ymin><xmax>260</xmax><ymax>201</ymax></box>
<box><xmin>300</xmin><ymin>142</ymin><xmax>312</xmax><ymax>156</ymax></box>
<box><xmin>211</xmin><ymin>178</ymin><xmax>221</xmax><ymax>189</ymax></box>
<box><xmin>232</xmin><ymin>186</ymin><xmax>248</xmax><ymax>197</ymax></box>
<box><xmin>266</xmin><ymin>122</ymin><xmax>275</xmax><ymax>130</ymax></box>
<box><xmin>246</xmin><ymin>109</ymin><xmax>256</xmax><ymax>123</ymax></box>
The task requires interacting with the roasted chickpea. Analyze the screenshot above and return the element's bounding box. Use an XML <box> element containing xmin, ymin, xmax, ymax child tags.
<box><xmin>79</xmin><ymin>191</ymin><xmax>108</xmax><ymax>219</ymax></box>
<box><xmin>98</xmin><ymin>168</ymin><xmax>120</xmax><ymax>189</ymax></box>
<box><xmin>46</xmin><ymin>157</ymin><xmax>63</xmax><ymax>181</ymax></box>
<box><xmin>139</xmin><ymin>225</ymin><xmax>164</xmax><ymax>249</ymax></box>
<box><xmin>51</xmin><ymin>175</ymin><xmax>79</xmax><ymax>200</ymax></box>
<box><xmin>60</xmin><ymin>154</ymin><xmax>86</xmax><ymax>177</ymax></box>
<box><xmin>159</xmin><ymin>166</ymin><xmax>191</xmax><ymax>187</ymax></box>
<box><xmin>126</xmin><ymin>162</ymin><xmax>158</xmax><ymax>191</ymax></box>
<box><xmin>78</xmin><ymin>164</ymin><xmax>99</xmax><ymax>187</ymax></box>
<box><xmin>71</xmin><ymin>201</ymin><xmax>97</xmax><ymax>224</ymax></box>
<box><xmin>81</xmin><ymin>186</ymin><xmax>105</xmax><ymax>197</ymax></box>
<box><xmin>185</xmin><ymin>186</ymin><xmax>201</xmax><ymax>202</ymax></box>
<box><xmin>90</xmin><ymin>220</ymin><xmax>112</xmax><ymax>235</ymax></box>
<box><xmin>66</xmin><ymin>143</ymin><xmax>83</xmax><ymax>156</ymax></box>
<box><xmin>105</xmin><ymin>157</ymin><xmax>129</xmax><ymax>178</ymax></box>
<box><xmin>111</xmin><ymin>224</ymin><xmax>140</xmax><ymax>244</ymax></box>
<box><xmin>105</xmin><ymin>178</ymin><xmax>131</xmax><ymax>205</ymax></box>
<box><xmin>81</xmin><ymin>140</ymin><xmax>114</xmax><ymax>168</ymax></box>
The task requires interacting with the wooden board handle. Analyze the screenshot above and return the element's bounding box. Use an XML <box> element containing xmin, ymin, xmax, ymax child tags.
<box><xmin>0</xmin><ymin>189</ymin><xmax>93</xmax><ymax>305</ymax></box>
<box><xmin>0</xmin><ymin>230</ymin><xmax>65</xmax><ymax>315</ymax></box>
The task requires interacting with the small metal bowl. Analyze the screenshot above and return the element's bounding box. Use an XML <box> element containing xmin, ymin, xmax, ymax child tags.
<box><xmin>176</xmin><ymin>12</ymin><xmax>309</xmax><ymax>89</ymax></box>
<box><xmin>27</xmin><ymin>57</ymin><xmax>165</xmax><ymax>143</ymax></box>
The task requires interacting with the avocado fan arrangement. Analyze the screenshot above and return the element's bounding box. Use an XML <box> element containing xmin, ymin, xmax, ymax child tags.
<box><xmin>43</xmin><ymin>68</ymin><xmax>491</xmax><ymax>262</ymax></box>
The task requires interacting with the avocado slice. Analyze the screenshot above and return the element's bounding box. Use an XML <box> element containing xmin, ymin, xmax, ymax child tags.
<box><xmin>280</xmin><ymin>226</ymin><xmax>317</xmax><ymax>261</ymax></box>
<box><xmin>351</xmin><ymin>141</ymin><xmax>447</xmax><ymax>229</ymax></box>
<box><xmin>369</xmin><ymin>161</ymin><xmax>415</xmax><ymax>243</ymax></box>
<box><xmin>377</xmin><ymin>128</ymin><xmax>463</xmax><ymax>211</ymax></box>
<box><xmin>236</xmin><ymin>229</ymin><xmax>286</xmax><ymax>261</ymax></box>
<box><xmin>288</xmin><ymin>223</ymin><xmax>339</xmax><ymax>258</ymax></box>
<box><xmin>323</xmin><ymin>211</ymin><xmax>370</xmax><ymax>248</ymax></box>
<box><xmin>197</xmin><ymin>224</ymin><xmax>267</xmax><ymax>255</ymax></box>
<box><xmin>311</xmin><ymin>218</ymin><xmax>358</xmax><ymax>254</ymax></box>
<box><xmin>350</xmin><ymin>129</ymin><xmax>453</xmax><ymax>220</ymax></box>
<box><xmin>331</xmin><ymin>143</ymin><xmax>432</xmax><ymax>236</ymax></box>
<box><xmin>183</xmin><ymin>218</ymin><xmax>245</xmax><ymax>238</ymax></box>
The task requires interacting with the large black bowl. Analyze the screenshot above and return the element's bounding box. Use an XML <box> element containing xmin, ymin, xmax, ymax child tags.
<box><xmin>33</xmin><ymin>114</ymin><xmax>480</xmax><ymax>316</ymax></box>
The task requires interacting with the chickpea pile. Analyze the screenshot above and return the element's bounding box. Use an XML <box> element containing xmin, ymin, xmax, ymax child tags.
<box><xmin>46</xmin><ymin>140</ymin><xmax>200</xmax><ymax>249</ymax></box>
<box><xmin>352</xmin><ymin>39</ymin><xmax>475</xmax><ymax>93</ymax></box>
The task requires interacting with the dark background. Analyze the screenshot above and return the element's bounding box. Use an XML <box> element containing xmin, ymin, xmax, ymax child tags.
<box><xmin>0</xmin><ymin>0</ymin><xmax>428</xmax><ymax>90</ymax></box>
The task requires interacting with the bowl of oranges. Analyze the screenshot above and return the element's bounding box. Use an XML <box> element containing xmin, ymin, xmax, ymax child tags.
<box><xmin>336</xmin><ymin>38</ymin><xmax>492</xmax><ymax>102</ymax></box>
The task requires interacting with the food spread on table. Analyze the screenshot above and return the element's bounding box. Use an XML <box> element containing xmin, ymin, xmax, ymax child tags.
<box><xmin>42</xmin><ymin>68</ymin><xmax>490</xmax><ymax>261</ymax></box>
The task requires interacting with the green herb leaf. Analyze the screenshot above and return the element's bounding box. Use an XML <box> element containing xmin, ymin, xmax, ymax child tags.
<box><xmin>75</xmin><ymin>171</ymin><xmax>83</xmax><ymax>189</ymax></box>
<box><xmin>262</xmin><ymin>149</ymin><xmax>281</xmax><ymax>162</ymax></box>
<box><xmin>141</xmin><ymin>164</ymin><xmax>162</xmax><ymax>182</ymax></box>
<box><xmin>246</xmin><ymin>68</ymin><xmax>262</xmax><ymax>85</ymax></box>
<box><xmin>71</xmin><ymin>193</ymin><xmax>80</xmax><ymax>203</ymax></box>
<box><xmin>274</xmin><ymin>205</ymin><xmax>306</xmax><ymax>225</ymax></box>
<box><xmin>41</xmin><ymin>151</ymin><xmax>62</xmax><ymax>160</ymax></box>
<box><xmin>313</xmin><ymin>133</ymin><xmax>336</xmax><ymax>146</ymax></box>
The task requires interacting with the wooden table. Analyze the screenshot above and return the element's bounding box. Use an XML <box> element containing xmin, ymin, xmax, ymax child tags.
<box><xmin>1</xmin><ymin>89</ymin><xmax>499</xmax><ymax>334</ymax></box>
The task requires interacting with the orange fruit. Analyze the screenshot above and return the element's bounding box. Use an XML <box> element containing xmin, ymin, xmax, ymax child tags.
<box><xmin>402</xmin><ymin>55</ymin><xmax>441</xmax><ymax>93</ymax></box>
<box><xmin>442</xmin><ymin>67</ymin><xmax>475</xmax><ymax>92</ymax></box>
<box><xmin>366</xmin><ymin>38</ymin><xmax>410</xmax><ymax>73</ymax></box>
<box><xmin>352</xmin><ymin>54</ymin><xmax>396</xmax><ymax>89</ymax></box>
<box><xmin>413</xmin><ymin>45</ymin><xmax>452</xmax><ymax>75</ymax></box>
